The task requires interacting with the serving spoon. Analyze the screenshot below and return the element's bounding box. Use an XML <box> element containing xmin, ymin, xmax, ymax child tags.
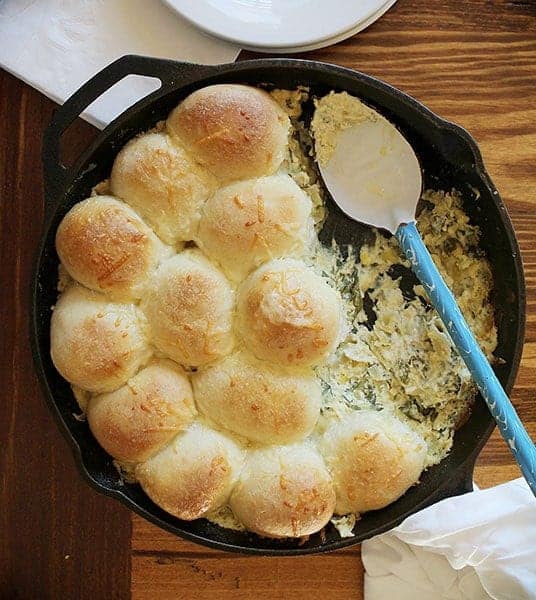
<box><xmin>315</xmin><ymin>101</ymin><xmax>536</xmax><ymax>496</ymax></box>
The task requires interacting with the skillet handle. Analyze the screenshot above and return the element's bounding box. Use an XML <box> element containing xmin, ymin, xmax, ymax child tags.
<box><xmin>449</xmin><ymin>459</ymin><xmax>476</xmax><ymax>496</ymax></box>
<box><xmin>42</xmin><ymin>54</ymin><xmax>210</xmax><ymax>207</ymax></box>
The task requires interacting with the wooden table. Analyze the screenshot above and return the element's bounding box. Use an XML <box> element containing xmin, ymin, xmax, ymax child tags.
<box><xmin>1</xmin><ymin>1</ymin><xmax>534</xmax><ymax>597</ymax></box>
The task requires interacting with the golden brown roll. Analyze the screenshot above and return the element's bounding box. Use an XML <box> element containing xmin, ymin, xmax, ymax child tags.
<box><xmin>319</xmin><ymin>411</ymin><xmax>427</xmax><ymax>514</ymax></box>
<box><xmin>109</xmin><ymin>132</ymin><xmax>215</xmax><ymax>245</ymax></box>
<box><xmin>87</xmin><ymin>359</ymin><xmax>197</xmax><ymax>463</ymax></box>
<box><xmin>196</xmin><ymin>175</ymin><xmax>313</xmax><ymax>282</ymax></box>
<box><xmin>142</xmin><ymin>250</ymin><xmax>234</xmax><ymax>367</ymax></box>
<box><xmin>229</xmin><ymin>444</ymin><xmax>335</xmax><ymax>538</ymax></box>
<box><xmin>193</xmin><ymin>351</ymin><xmax>321</xmax><ymax>444</ymax></box>
<box><xmin>135</xmin><ymin>422</ymin><xmax>243</xmax><ymax>520</ymax></box>
<box><xmin>50</xmin><ymin>284</ymin><xmax>150</xmax><ymax>393</ymax></box>
<box><xmin>56</xmin><ymin>195</ymin><xmax>170</xmax><ymax>300</ymax></box>
<box><xmin>237</xmin><ymin>259</ymin><xmax>343</xmax><ymax>367</ymax></box>
<box><xmin>166</xmin><ymin>84</ymin><xmax>289</xmax><ymax>182</ymax></box>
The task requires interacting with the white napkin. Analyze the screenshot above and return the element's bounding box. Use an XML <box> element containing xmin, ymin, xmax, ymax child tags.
<box><xmin>0</xmin><ymin>0</ymin><xmax>240</xmax><ymax>128</ymax></box>
<box><xmin>362</xmin><ymin>478</ymin><xmax>536</xmax><ymax>600</ymax></box>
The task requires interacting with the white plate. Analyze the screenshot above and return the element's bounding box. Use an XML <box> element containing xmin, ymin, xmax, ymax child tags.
<box><xmin>252</xmin><ymin>0</ymin><xmax>398</xmax><ymax>54</ymax></box>
<box><xmin>162</xmin><ymin>0</ymin><xmax>393</xmax><ymax>51</ymax></box>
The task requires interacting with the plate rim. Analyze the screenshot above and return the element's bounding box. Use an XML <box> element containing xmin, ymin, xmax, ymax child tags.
<box><xmin>162</xmin><ymin>0</ymin><xmax>393</xmax><ymax>49</ymax></box>
<box><xmin>236</xmin><ymin>0</ymin><xmax>398</xmax><ymax>53</ymax></box>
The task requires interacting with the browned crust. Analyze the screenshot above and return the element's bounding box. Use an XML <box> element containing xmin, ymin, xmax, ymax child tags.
<box><xmin>56</xmin><ymin>196</ymin><xmax>160</xmax><ymax>298</ymax></box>
<box><xmin>50</xmin><ymin>286</ymin><xmax>150</xmax><ymax>393</ymax></box>
<box><xmin>87</xmin><ymin>360</ymin><xmax>196</xmax><ymax>462</ymax></box>
<box><xmin>238</xmin><ymin>260</ymin><xmax>341</xmax><ymax>366</ymax></box>
<box><xmin>135</xmin><ymin>425</ymin><xmax>241</xmax><ymax>520</ymax></box>
<box><xmin>109</xmin><ymin>133</ymin><xmax>215</xmax><ymax>244</ymax></box>
<box><xmin>196</xmin><ymin>175</ymin><xmax>312</xmax><ymax>281</ymax></box>
<box><xmin>230</xmin><ymin>447</ymin><xmax>335</xmax><ymax>538</ymax></box>
<box><xmin>167</xmin><ymin>84</ymin><xmax>289</xmax><ymax>182</ymax></box>
<box><xmin>193</xmin><ymin>352</ymin><xmax>321</xmax><ymax>444</ymax></box>
<box><xmin>142</xmin><ymin>253</ymin><xmax>234</xmax><ymax>367</ymax></box>
<box><xmin>321</xmin><ymin>414</ymin><xmax>426</xmax><ymax>514</ymax></box>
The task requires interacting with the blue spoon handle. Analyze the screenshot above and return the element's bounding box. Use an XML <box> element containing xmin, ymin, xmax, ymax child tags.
<box><xmin>396</xmin><ymin>221</ymin><xmax>536</xmax><ymax>496</ymax></box>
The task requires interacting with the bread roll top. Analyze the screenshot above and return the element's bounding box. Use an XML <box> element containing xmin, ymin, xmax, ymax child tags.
<box><xmin>56</xmin><ymin>195</ymin><xmax>170</xmax><ymax>300</ymax></box>
<box><xmin>167</xmin><ymin>84</ymin><xmax>289</xmax><ymax>182</ymax></box>
<box><xmin>320</xmin><ymin>411</ymin><xmax>427</xmax><ymax>514</ymax></box>
<box><xmin>110</xmin><ymin>132</ymin><xmax>215</xmax><ymax>245</ymax></box>
<box><xmin>142</xmin><ymin>250</ymin><xmax>235</xmax><ymax>367</ymax></box>
<box><xmin>196</xmin><ymin>175</ymin><xmax>313</xmax><ymax>282</ymax></box>
<box><xmin>87</xmin><ymin>359</ymin><xmax>196</xmax><ymax>463</ymax></box>
<box><xmin>229</xmin><ymin>444</ymin><xmax>335</xmax><ymax>538</ymax></box>
<box><xmin>50</xmin><ymin>284</ymin><xmax>150</xmax><ymax>393</ymax></box>
<box><xmin>135</xmin><ymin>422</ymin><xmax>244</xmax><ymax>520</ymax></box>
<box><xmin>237</xmin><ymin>258</ymin><xmax>343</xmax><ymax>366</ymax></box>
<box><xmin>193</xmin><ymin>351</ymin><xmax>321</xmax><ymax>444</ymax></box>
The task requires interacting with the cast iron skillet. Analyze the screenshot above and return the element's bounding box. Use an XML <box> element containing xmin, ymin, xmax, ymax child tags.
<box><xmin>31</xmin><ymin>55</ymin><xmax>525</xmax><ymax>555</ymax></box>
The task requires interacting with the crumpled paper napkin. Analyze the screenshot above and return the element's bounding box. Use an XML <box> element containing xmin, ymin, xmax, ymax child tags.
<box><xmin>362</xmin><ymin>478</ymin><xmax>536</xmax><ymax>599</ymax></box>
<box><xmin>0</xmin><ymin>0</ymin><xmax>240</xmax><ymax>128</ymax></box>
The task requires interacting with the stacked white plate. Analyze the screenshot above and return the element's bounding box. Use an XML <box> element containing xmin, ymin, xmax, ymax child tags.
<box><xmin>163</xmin><ymin>0</ymin><xmax>398</xmax><ymax>53</ymax></box>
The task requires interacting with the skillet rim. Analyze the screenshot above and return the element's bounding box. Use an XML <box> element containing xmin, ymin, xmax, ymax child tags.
<box><xmin>31</xmin><ymin>56</ymin><xmax>526</xmax><ymax>555</ymax></box>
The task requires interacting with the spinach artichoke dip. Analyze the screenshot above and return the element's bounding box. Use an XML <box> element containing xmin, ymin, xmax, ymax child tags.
<box><xmin>50</xmin><ymin>84</ymin><xmax>497</xmax><ymax>541</ymax></box>
<box><xmin>274</xmin><ymin>87</ymin><xmax>496</xmax><ymax>458</ymax></box>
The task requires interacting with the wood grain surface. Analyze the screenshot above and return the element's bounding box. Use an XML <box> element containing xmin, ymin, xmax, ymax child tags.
<box><xmin>1</xmin><ymin>0</ymin><xmax>534</xmax><ymax>598</ymax></box>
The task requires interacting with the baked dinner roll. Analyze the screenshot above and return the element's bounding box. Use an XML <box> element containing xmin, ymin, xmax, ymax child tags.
<box><xmin>135</xmin><ymin>422</ymin><xmax>243</xmax><ymax>520</ymax></box>
<box><xmin>50</xmin><ymin>284</ymin><xmax>150</xmax><ymax>393</ymax></box>
<box><xmin>237</xmin><ymin>259</ymin><xmax>343</xmax><ymax>366</ymax></box>
<box><xmin>229</xmin><ymin>444</ymin><xmax>335</xmax><ymax>538</ymax></box>
<box><xmin>56</xmin><ymin>195</ymin><xmax>170</xmax><ymax>300</ymax></box>
<box><xmin>167</xmin><ymin>84</ymin><xmax>289</xmax><ymax>182</ymax></box>
<box><xmin>109</xmin><ymin>132</ymin><xmax>215</xmax><ymax>245</ymax></box>
<box><xmin>142</xmin><ymin>251</ymin><xmax>234</xmax><ymax>367</ymax></box>
<box><xmin>196</xmin><ymin>175</ymin><xmax>313</xmax><ymax>282</ymax></box>
<box><xmin>87</xmin><ymin>359</ymin><xmax>196</xmax><ymax>463</ymax></box>
<box><xmin>193</xmin><ymin>352</ymin><xmax>321</xmax><ymax>444</ymax></box>
<box><xmin>320</xmin><ymin>411</ymin><xmax>427</xmax><ymax>514</ymax></box>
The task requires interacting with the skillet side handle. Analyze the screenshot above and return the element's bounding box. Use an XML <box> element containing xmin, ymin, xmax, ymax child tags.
<box><xmin>426</xmin><ymin>458</ymin><xmax>476</xmax><ymax>508</ymax></box>
<box><xmin>450</xmin><ymin>459</ymin><xmax>475</xmax><ymax>496</ymax></box>
<box><xmin>41</xmin><ymin>54</ymin><xmax>208</xmax><ymax>210</ymax></box>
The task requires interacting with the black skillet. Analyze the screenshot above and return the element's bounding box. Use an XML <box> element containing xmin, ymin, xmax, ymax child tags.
<box><xmin>31</xmin><ymin>55</ymin><xmax>525</xmax><ymax>555</ymax></box>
